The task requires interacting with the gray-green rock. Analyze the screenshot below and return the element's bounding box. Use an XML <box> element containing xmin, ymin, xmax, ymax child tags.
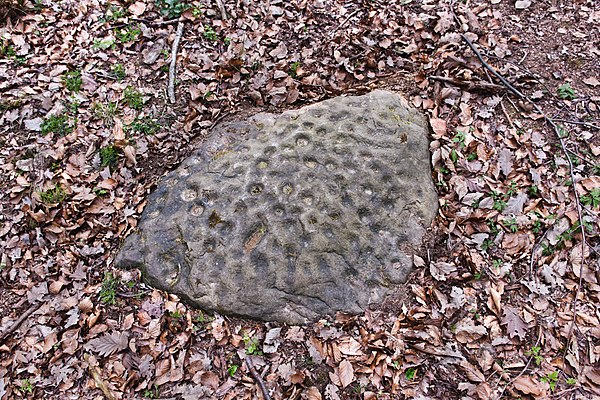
<box><xmin>116</xmin><ymin>90</ymin><xmax>438</xmax><ymax>324</ymax></box>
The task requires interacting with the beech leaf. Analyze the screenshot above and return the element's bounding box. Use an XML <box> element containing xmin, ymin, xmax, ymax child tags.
<box><xmin>85</xmin><ymin>331</ymin><xmax>128</xmax><ymax>357</ymax></box>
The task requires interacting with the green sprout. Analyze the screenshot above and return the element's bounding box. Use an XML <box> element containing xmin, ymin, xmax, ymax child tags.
<box><xmin>289</xmin><ymin>61</ymin><xmax>301</xmax><ymax>78</ymax></box>
<box><xmin>557</xmin><ymin>83</ymin><xmax>576</xmax><ymax>100</ymax></box>
<box><xmin>92</xmin><ymin>38</ymin><xmax>115</xmax><ymax>50</ymax></box>
<box><xmin>111</xmin><ymin>63</ymin><xmax>126</xmax><ymax>81</ymax></box>
<box><xmin>63</xmin><ymin>70</ymin><xmax>82</xmax><ymax>93</ymax></box>
<box><xmin>19</xmin><ymin>378</ymin><xmax>34</xmax><ymax>394</ymax></box>
<box><xmin>581</xmin><ymin>188</ymin><xmax>600</xmax><ymax>209</ymax></box>
<box><xmin>99</xmin><ymin>272</ymin><xmax>119</xmax><ymax>305</ymax></box>
<box><xmin>227</xmin><ymin>364</ymin><xmax>239</xmax><ymax>377</ymax></box>
<box><xmin>243</xmin><ymin>334</ymin><xmax>262</xmax><ymax>355</ymax></box>
<box><xmin>39</xmin><ymin>184</ymin><xmax>67</xmax><ymax>204</ymax></box>
<box><xmin>99</xmin><ymin>145</ymin><xmax>120</xmax><ymax>170</ymax></box>
<box><xmin>155</xmin><ymin>0</ymin><xmax>191</xmax><ymax>18</ymax></box>
<box><xmin>525</xmin><ymin>346</ymin><xmax>544</xmax><ymax>366</ymax></box>
<box><xmin>203</xmin><ymin>26</ymin><xmax>218</xmax><ymax>42</ymax></box>
<box><xmin>540</xmin><ymin>370</ymin><xmax>559</xmax><ymax>391</ymax></box>
<box><xmin>116</xmin><ymin>25</ymin><xmax>141</xmax><ymax>43</ymax></box>
<box><xmin>405</xmin><ymin>368</ymin><xmax>417</xmax><ymax>380</ymax></box>
<box><xmin>123</xmin><ymin>86</ymin><xmax>144</xmax><ymax>110</ymax></box>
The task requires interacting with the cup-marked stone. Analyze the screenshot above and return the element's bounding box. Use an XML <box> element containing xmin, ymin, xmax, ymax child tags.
<box><xmin>116</xmin><ymin>90</ymin><xmax>438</xmax><ymax>324</ymax></box>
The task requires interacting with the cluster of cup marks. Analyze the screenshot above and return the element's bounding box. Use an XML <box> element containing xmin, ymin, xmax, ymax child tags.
<box><xmin>146</xmin><ymin>105</ymin><xmax>410</xmax><ymax>281</ymax></box>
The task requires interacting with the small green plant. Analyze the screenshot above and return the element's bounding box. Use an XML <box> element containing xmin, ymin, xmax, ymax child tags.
<box><xmin>481</xmin><ymin>238</ymin><xmax>494</xmax><ymax>251</ymax></box>
<box><xmin>566</xmin><ymin>377</ymin><xmax>577</xmax><ymax>385</ymax></box>
<box><xmin>126</xmin><ymin>117</ymin><xmax>160</xmax><ymax>135</ymax></box>
<box><xmin>39</xmin><ymin>184</ymin><xmax>67</xmax><ymax>204</ymax></box>
<box><xmin>289</xmin><ymin>61</ymin><xmax>301</xmax><ymax>78</ymax></box>
<box><xmin>405</xmin><ymin>367</ymin><xmax>417</xmax><ymax>380</ymax></box>
<box><xmin>142</xmin><ymin>384</ymin><xmax>159</xmax><ymax>399</ymax></box>
<box><xmin>557</xmin><ymin>83</ymin><xmax>576</xmax><ymax>100</ymax></box>
<box><xmin>155</xmin><ymin>0</ymin><xmax>191</xmax><ymax>18</ymax></box>
<box><xmin>466</xmin><ymin>152</ymin><xmax>477</xmax><ymax>161</ymax></box>
<box><xmin>191</xmin><ymin>7</ymin><xmax>202</xmax><ymax>18</ymax></box>
<box><xmin>203</xmin><ymin>26</ymin><xmax>218</xmax><ymax>42</ymax></box>
<box><xmin>525</xmin><ymin>346</ymin><xmax>544</xmax><ymax>366</ymax></box>
<box><xmin>0</xmin><ymin>41</ymin><xmax>16</xmax><ymax>57</ymax></box>
<box><xmin>227</xmin><ymin>364</ymin><xmax>239</xmax><ymax>377</ymax></box>
<box><xmin>505</xmin><ymin>218</ymin><xmax>518</xmax><ymax>233</ymax></box>
<box><xmin>99</xmin><ymin>145</ymin><xmax>120</xmax><ymax>170</ymax></box>
<box><xmin>111</xmin><ymin>63</ymin><xmax>126</xmax><ymax>81</ymax></box>
<box><xmin>63</xmin><ymin>70</ymin><xmax>82</xmax><ymax>93</ymax></box>
<box><xmin>540</xmin><ymin>370</ymin><xmax>559</xmax><ymax>391</ymax></box>
<box><xmin>532</xmin><ymin>219</ymin><xmax>543</xmax><ymax>234</ymax></box>
<box><xmin>92</xmin><ymin>101</ymin><xmax>119</xmax><ymax>122</ymax></box>
<box><xmin>452</xmin><ymin>130</ymin><xmax>466</xmax><ymax>148</ymax></box>
<box><xmin>490</xmin><ymin>190</ymin><xmax>507</xmax><ymax>212</ymax></box>
<box><xmin>169</xmin><ymin>310</ymin><xmax>184</xmax><ymax>318</ymax></box>
<box><xmin>123</xmin><ymin>86</ymin><xmax>144</xmax><ymax>110</ymax></box>
<box><xmin>104</xmin><ymin>3</ymin><xmax>126</xmax><ymax>21</ymax></box>
<box><xmin>450</xmin><ymin>148</ymin><xmax>459</xmax><ymax>163</ymax></box>
<box><xmin>92</xmin><ymin>38</ymin><xmax>115</xmax><ymax>50</ymax></box>
<box><xmin>19</xmin><ymin>378</ymin><xmax>34</xmax><ymax>394</ymax></box>
<box><xmin>528</xmin><ymin>185</ymin><xmax>539</xmax><ymax>197</ymax></box>
<box><xmin>243</xmin><ymin>334</ymin><xmax>262</xmax><ymax>355</ymax></box>
<box><xmin>223</xmin><ymin>36</ymin><xmax>231</xmax><ymax>45</ymax></box>
<box><xmin>99</xmin><ymin>272</ymin><xmax>119</xmax><ymax>305</ymax></box>
<box><xmin>116</xmin><ymin>25</ymin><xmax>141</xmax><ymax>43</ymax></box>
<box><xmin>581</xmin><ymin>188</ymin><xmax>600</xmax><ymax>209</ymax></box>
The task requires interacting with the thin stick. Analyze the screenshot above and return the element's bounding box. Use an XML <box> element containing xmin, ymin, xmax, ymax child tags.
<box><xmin>461</xmin><ymin>32</ymin><xmax>588</xmax><ymax>368</ymax></box>
<box><xmin>0</xmin><ymin>302</ymin><xmax>42</xmax><ymax>343</ymax></box>
<box><xmin>168</xmin><ymin>21</ymin><xmax>185</xmax><ymax>104</ymax></box>
<box><xmin>214</xmin><ymin>0</ymin><xmax>228</xmax><ymax>20</ymax></box>
<box><xmin>245</xmin><ymin>356</ymin><xmax>271</xmax><ymax>400</ymax></box>
<box><xmin>428</xmin><ymin>75</ymin><xmax>506</xmax><ymax>93</ymax></box>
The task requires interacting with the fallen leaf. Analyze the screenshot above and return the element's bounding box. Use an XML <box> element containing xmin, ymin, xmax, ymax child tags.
<box><xmin>514</xmin><ymin>375</ymin><xmax>546</xmax><ymax>396</ymax></box>
<box><xmin>502</xmin><ymin>306</ymin><xmax>527</xmax><ymax>340</ymax></box>
<box><xmin>338</xmin><ymin>360</ymin><xmax>354</xmax><ymax>388</ymax></box>
<box><xmin>515</xmin><ymin>1</ymin><xmax>532</xmax><ymax>9</ymax></box>
<box><xmin>84</xmin><ymin>331</ymin><xmax>129</xmax><ymax>357</ymax></box>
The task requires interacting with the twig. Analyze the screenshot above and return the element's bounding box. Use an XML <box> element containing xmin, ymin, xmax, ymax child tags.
<box><xmin>84</xmin><ymin>354</ymin><xmax>118</xmax><ymax>400</ymax></box>
<box><xmin>168</xmin><ymin>21</ymin><xmax>185</xmax><ymax>104</ymax></box>
<box><xmin>0</xmin><ymin>302</ymin><xmax>42</xmax><ymax>343</ymax></box>
<box><xmin>428</xmin><ymin>75</ymin><xmax>506</xmax><ymax>93</ymax></box>
<box><xmin>552</xmin><ymin>119</ymin><xmax>600</xmax><ymax>130</ymax></box>
<box><xmin>214</xmin><ymin>0</ymin><xmax>228</xmax><ymax>20</ymax></box>
<box><xmin>461</xmin><ymin>32</ymin><xmax>588</xmax><ymax>367</ymax></box>
<box><xmin>495</xmin><ymin>326</ymin><xmax>542</xmax><ymax>400</ymax></box>
<box><xmin>331</xmin><ymin>8</ymin><xmax>360</xmax><ymax>36</ymax></box>
<box><xmin>245</xmin><ymin>356</ymin><xmax>271</xmax><ymax>400</ymax></box>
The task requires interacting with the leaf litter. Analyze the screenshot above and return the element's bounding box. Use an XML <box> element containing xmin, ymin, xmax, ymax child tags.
<box><xmin>0</xmin><ymin>0</ymin><xmax>599</xmax><ymax>399</ymax></box>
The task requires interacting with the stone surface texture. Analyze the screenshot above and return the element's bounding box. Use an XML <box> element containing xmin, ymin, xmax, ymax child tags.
<box><xmin>116</xmin><ymin>90</ymin><xmax>438</xmax><ymax>324</ymax></box>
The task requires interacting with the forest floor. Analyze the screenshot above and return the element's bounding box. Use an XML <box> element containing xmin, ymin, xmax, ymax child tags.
<box><xmin>0</xmin><ymin>0</ymin><xmax>599</xmax><ymax>399</ymax></box>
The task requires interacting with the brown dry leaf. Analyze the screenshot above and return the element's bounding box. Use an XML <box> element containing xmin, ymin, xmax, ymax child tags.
<box><xmin>502</xmin><ymin>306</ymin><xmax>527</xmax><ymax>340</ymax></box>
<box><xmin>583</xmin><ymin>77</ymin><xmax>600</xmax><ymax>87</ymax></box>
<box><xmin>338</xmin><ymin>360</ymin><xmax>355</xmax><ymax>388</ymax></box>
<box><xmin>84</xmin><ymin>331</ymin><xmax>128</xmax><ymax>357</ymax></box>
<box><xmin>513</xmin><ymin>375</ymin><xmax>547</xmax><ymax>396</ymax></box>
<box><xmin>113</xmin><ymin>118</ymin><xmax>126</xmax><ymax>148</ymax></box>
<box><xmin>305</xmin><ymin>387</ymin><xmax>322</xmax><ymax>400</ymax></box>
<box><xmin>429</xmin><ymin>118</ymin><xmax>447</xmax><ymax>137</ymax></box>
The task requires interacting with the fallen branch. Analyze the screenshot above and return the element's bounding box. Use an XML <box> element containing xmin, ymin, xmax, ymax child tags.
<box><xmin>428</xmin><ymin>75</ymin><xmax>506</xmax><ymax>94</ymax></box>
<box><xmin>245</xmin><ymin>356</ymin><xmax>271</xmax><ymax>400</ymax></box>
<box><xmin>461</xmin><ymin>32</ymin><xmax>588</xmax><ymax>372</ymax></box>
<box><xmin>0</xmin><ymin>301</ymin><xmax>42</xmax><ymax>344</ymax></box>
<box><xmin>168</xmin><ymin>21</ymin><xmax>185</xmax><ymax>104</ymax></box>
<box><xmin>214</xmin><ymin>0</ymin><xmax>228</xmax><ymax>20</ymax></box>
<box><xmin>84</xmin><ymin>354</ymin><xmax>117</xmax><ymax>400</ymax></box>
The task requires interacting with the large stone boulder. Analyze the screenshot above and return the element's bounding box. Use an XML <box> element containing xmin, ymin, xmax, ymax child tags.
<box><xmin>116</xmin><ymin>90</ymin><xmax>438</xmax><ymax>324</ymax></box>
